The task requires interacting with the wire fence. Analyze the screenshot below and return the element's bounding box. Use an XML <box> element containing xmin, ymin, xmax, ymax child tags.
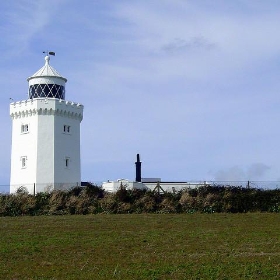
<box><xmin>198</xmin><ymin>181</ymin><xmax>280</xmax><ymax>189</ymax></box>
<box><xmin>1</xmin><ymin>180</ymin><xmax>280</xmax><ymax>195</ymax></box>
<box><xmin>4</xmin><ymin>182</ymin><xmax>82</xmax><ymax>195</ymax></box>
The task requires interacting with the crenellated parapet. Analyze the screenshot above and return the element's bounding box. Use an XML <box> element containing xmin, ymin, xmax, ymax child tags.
<box><xmin>10</xmin><ymin>98</ymin><xmax>83</xmax><ymax>121</ymax></box>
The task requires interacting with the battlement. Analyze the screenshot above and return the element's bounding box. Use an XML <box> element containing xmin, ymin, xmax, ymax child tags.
<box><xmin>10</xmin><ymin>98</ymin><xmax>83</xmax><ymax>108</ymax></box>
<box><xmin>10</xmin><ymin>98</ymin><xmax>83</xmax><ymax>121</ymax></box>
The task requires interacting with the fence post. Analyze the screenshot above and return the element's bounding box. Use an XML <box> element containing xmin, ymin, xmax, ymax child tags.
<box><xmin>33</xmin><ymin>183</ymin><xmax>36</xmax><ymax>195</ymax></box>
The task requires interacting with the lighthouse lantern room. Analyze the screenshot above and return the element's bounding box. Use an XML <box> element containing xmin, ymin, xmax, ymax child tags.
<box><xmin>10</xmin><ymin>53</ymin><xmax>83</xmax><ymax>194</ymax></box>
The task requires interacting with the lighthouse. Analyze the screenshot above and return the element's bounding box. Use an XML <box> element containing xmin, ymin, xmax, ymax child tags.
<box><xmin>10</xmin><ymin>53</ymin><xmax>84</xmax><ymax>194</ymax></box>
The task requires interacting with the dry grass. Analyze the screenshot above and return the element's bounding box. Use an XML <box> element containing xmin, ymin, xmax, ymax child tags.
<box><xmin>1</xmin><ymin>213</ymin><xmax>280</xmax><ymax>279</ymax></box>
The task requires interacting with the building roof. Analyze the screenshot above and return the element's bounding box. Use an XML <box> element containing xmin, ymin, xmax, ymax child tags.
<box><xmin>27</xmin><ymin>55</ymin><xmax>67</xmax><ymax>82</ymax></box>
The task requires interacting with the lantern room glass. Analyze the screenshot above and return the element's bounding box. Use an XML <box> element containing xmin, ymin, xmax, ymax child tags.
<box><xmin>29</xmin><ymin>84</ymin><xmax>65</xmax><ymax>99</ymax></box>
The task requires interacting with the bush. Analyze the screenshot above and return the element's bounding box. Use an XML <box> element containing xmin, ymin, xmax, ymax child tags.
<box><xmin>1</xmin><ymin>185</ymin><xmax>280</xmax><ymax>215</ymax></box>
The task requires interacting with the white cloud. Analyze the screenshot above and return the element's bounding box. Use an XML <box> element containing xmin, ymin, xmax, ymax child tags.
<box><xmin>162</xmin><ymin>37</ymin><xmax>216</xmax><ymax>54</ymax></box>
<box><xmin>0</xmin><ymin>0</ymin><xmax>65</xmax><ymax>57</ymax></box>
<box><xmin>106</xmin><ymin>1</ymin><xmax>280</xmax><ymax>85</ymax></box>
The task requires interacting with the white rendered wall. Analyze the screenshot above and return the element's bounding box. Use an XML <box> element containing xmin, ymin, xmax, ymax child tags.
<box><xmin>10</xmin><ymin>101</ymin><xmax>38</xmax><ymax>193</ymax></box>
<box><xmin>102</xmin><ymin>180</ymin><xmax>147</xmax><ymax>192</ymax></box>
<box><xmin>10</xmin><ymin>98</ymin><xmax>83</xmax><ymax>194</ymax></box>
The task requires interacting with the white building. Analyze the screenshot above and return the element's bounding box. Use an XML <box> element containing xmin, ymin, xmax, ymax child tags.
<box><xmin>10</xmin><ymin>54</ymin><xmax>83</xmax><ymax>194</ymax></box>
<box><xmin>102</xmin><ymin>154</ymin><xmax>205</xmax><ymax>193</ymax></box>
<box><xmin>102</xmin><ymin>179</ymin><xmax>147</xmax><ymax>193</ymax></box>
<box><xmin>102</xmin><ymin>179</ymin><xmax>207</xmax><ymax>193</ymax></box>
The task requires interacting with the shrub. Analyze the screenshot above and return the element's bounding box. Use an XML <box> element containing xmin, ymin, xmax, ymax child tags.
<box><xmin>99</xmin><ymin>193</ymin><xmax>118</xmax><ymax>214</ymax></box>
<box><xmin>1</xmin><ymin>184</ymin><xmax>280</xmax><ymax>215</ymax></box>
<box><xmin>134</xmin><ymin>193</ymin><xmax>157</xmax><ymax>213</ymax></box>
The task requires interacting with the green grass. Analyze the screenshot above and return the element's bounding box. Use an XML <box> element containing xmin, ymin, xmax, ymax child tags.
<box><xmin>1</xmin><ymin>214</ymin><xmax>280</xmax><ymax>279</ymax></box>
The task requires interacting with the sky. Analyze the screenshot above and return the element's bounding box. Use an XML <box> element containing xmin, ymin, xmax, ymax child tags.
<box><xmin>1</xmin><ymin>0</ymin><xmax>280</xmax><ymax>192</ymax></box>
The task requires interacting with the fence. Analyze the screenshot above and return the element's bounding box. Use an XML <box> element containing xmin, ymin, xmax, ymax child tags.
<box><xmin>1</xmin><ymin>181</ymin><xmax>280</xmax><ymax>195</ymax></box>
<box><xmin>200</xmin><ymin>181</ymin><xmax>280</xmax><ymax>189</ymax></box>
<box><xmin>8</xmin><ymin>182</ymin><xmax>81</xmax><ymax>195</ymax></box>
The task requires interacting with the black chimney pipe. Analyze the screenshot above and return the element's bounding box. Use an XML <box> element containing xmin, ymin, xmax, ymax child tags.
<box><xmin>135</xmin><ymin>154</ymin><xmax>141</xmax><ymax>182</ymax></box>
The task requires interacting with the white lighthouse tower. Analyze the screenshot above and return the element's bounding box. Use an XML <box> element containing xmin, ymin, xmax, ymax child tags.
<box><xmin>10</xmin><ymin>53</ymin><xmax>84</xmax><ymax>194</ymax></box>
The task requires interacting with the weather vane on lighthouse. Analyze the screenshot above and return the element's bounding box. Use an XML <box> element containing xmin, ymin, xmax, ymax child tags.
<box><xmin>43</xmin><ymin>51</ymin><xmax>56</xmax><ymax>56</ymax></box>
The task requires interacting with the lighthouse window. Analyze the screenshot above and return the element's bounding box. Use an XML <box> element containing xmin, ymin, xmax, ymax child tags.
<box><xmin>21</xmin><ymin>156</ymin><xmax>27</xmax><ymax>168</ymax></box>
<box><xmin>63</xmin><ymin>125</ymin><xmax>71</xmax><ymax>134</ymax></box>
<box><xmin>65</xmin><ymin>157</ymin><xmax>70</xmax><ymax>168</ymax></box>
<box><xmin>21</xmin><ymin>124</ymin><xmax>29</xmax><ymax>134</ymax></box>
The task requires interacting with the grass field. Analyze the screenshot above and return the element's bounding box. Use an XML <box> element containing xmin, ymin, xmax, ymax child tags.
<box><xmin>1</xmin><ymin>213</ymin><xmax>280</xmax><ymax>279</ymax></box>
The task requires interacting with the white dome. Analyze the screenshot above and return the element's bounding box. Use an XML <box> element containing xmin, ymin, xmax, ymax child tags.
<box><xmin>27</xmin><ymin>55</ymin><xmax>67</xmax><ymax>83</ymax></box>
<box><xmin>27</xmin><ymin>55</ymin><xmax>67</xmax><ymax>100</ymax></box>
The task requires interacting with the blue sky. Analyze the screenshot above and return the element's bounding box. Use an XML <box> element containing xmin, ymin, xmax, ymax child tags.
<box><xmin>1</xmin><ymin>0</ymin><xmax>280</xmax><ymax>192</ymax></box>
